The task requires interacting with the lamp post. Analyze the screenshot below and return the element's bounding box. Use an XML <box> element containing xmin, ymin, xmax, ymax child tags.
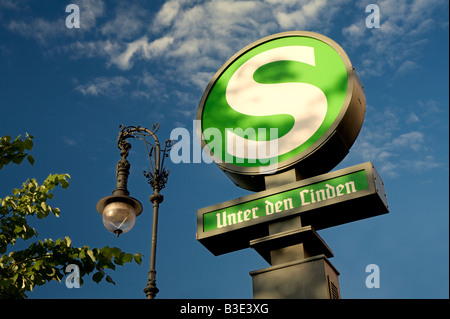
<box><xmin>96</xmin><ymin>124</ymin><xmax>173</xmax><ymax>299</ymax></box>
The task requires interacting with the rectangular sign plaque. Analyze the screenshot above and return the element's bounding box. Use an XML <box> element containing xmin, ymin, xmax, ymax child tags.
<box><xmin>197</xmin><ymin>162</ymin><xmax>388</xmax><ymax>256</ymax></box>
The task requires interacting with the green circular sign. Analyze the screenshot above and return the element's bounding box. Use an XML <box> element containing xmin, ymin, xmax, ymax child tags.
<box><xmin>196</xmin><ymin>31</ymin><xmax>366</xmax><ymax>191</ymax></box>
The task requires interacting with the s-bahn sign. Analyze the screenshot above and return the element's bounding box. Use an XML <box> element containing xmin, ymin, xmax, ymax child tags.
<box><xmin>195</xmin><ymin>32</ymin><xmax>388</xmax><ymax>299</ymax></box>
<box><xmin>197</xmin><ymin>162</ymin><xmax>388</xmax><ymax>256</ymax></box>
<box><xmin>196</xmin><ymin>31</ymin><xmax>366</xmax><ymax>191</ymax></box>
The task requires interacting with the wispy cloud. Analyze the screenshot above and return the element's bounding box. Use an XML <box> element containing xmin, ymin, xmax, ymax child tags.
<box><xmin>5</xmin><ymin>0</ymin><xmax>447</xmax><ymax>82</ymax></box>
<box><xmin>111</xmin><ymin>36</ymin><xmax>175</xmax><ymax>70</ymax></box>
<box><xmin>75</xmin><ymin>76</ymin><xmax>130</xmax><ymax>97</ymax></box>
<box><xmin>76</xmin><ymin>0</ymin><xmax>105</xmax><ymax>30</ymax></box>
<box><xmin>4</xmin><ymin>0</ymin><xmax>447</xmax><ymax>123</ymax></box>
<box><xmin>73</xmin><ymin>70</ymin><xmax>173</xmax><ymax>103</ymax></box>
<box><xmin>62</xmin><ymin>136</ymin><xmax>78</xmax><ymax>147</ymax></box>
<box><xmin>395</xmin><ymin>60</ymin><xmax>421</xmax><ymax>76</ymax></box>
<box><xmin>5</xmin><ymin>0</ymin><xmax>105</xmax><ymax>44</ymax></box>
<box><xmin>56</xmin><ymin>0</ymin><xmax>349</xmax><ymax>90</ymax></box>
<box><xmin>152</xmin><ymin>0</ymin><xmax>181</xmax><ymax>30</ymax></box>
<box><xmin>341</xmin><ymin>0</ymin><xmax>448</xmax><ymax>77</ymax></box>
<box><xmin>135</xmin><ymin>0</ymin><xmax>349</xmax><ymax>89</ymax></box>
<box><xmin>8</xmin><ymin>18</ymin><xmax>65</xmax><ymax>45</ymax></box>
<box><xmin>100</xmin><ymin>3</ymin><xmax>150</xmax><ymax>40</ymax></box>
<box><xmin>0</xmin><ymin>0</ymin><xmax>21</xmax><ymax>10</ymax></box>
<box><xmin>349</xmin><ymin>101</ymin><xmax>445</xmax><ymax>177</ymax></box>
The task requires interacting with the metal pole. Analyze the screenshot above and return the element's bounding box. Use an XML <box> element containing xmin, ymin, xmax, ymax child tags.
<box><xmin>144</xmin><ymin>190</ymin><xmax>163</xmax><ymax>299</ymax></box>
<box><xmin>113</xmin><ymin>124</ymin><xmax>173</xmax><ymax>299</ymax></box>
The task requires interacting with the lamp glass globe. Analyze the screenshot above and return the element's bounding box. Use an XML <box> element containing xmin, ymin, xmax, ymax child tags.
<box><xmin>102</xmin><ymin>201</ymin><xmax>136</xmax><ymax>236</ymax></box>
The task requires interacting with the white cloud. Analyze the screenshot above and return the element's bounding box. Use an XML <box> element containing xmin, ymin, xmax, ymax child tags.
<box><xmin>8</xmin><ymin>18</ymin><xmax>64</xmax><ymax>44</ymax></box>
<box><xmin>0</xmin><ymin>0</ymin><xmax>20</xmax><ymax>10</ymax></box>
<box><xmin>62</xmin><ymin>136</ymin><xmax>78</xmax><ymax>147</ymax></box>
<box><xmin>272</xmin><ymin>0</ymin><xmax>328</xmax><ymax>29</ymax></box>
<box><xmin>76</xmin><ymin>0</ymin><xmax>105</xmax><ymax>30</ymax></box>
<box><xmin>418</xmin><ymin>99</ymin><xmax>446</xmax><ymax>115</ymax></box>
<box><xmin>153</xmin><ymin>0</ymin><xmax>181</xmax><ymax>29</ymax></box>
<box><xmin>74</xmin><ymin>70</ymin><xmax>175</xmax><ymax>102</ymax></box>
<box><xmin>342</xmin><ymin>23</ymin><xmax>365</xmax><ymax>39</ymax></box>
<box><xmin>342</xmin><ymin>0</ymin><xmax>448</xmax><ymax>77</ymax></box>
<box><xmin>101</xmin><ymin>3</ymin><xmax>148</xmax><ymax>40</ymax></box>
<box><xmin>131</xmin><ymin>70</ymin><xmax>170</xmax><ymax>101</ymax></box>
<box><xmin>62</xmin><ymin>39</ymin><xmax>122</xmax><ymax>63</ymax></box>
<box><xmin>407</xmin><ymin>113</ymin><xmax>420</xmax><ymax>124</ymax></box>
<box><xmin>180</xmin><ymin>1</ymin><xmax>346</xmax><ymax>86</ymax></box>
<box><xmin>111</xmin><ymin>36</ymin><xmax>174</xmax><ymax>70</ymax></box>
<box><xmin>5</xmin><ymin>0</ymin><xmax>351</xmax><ymax>91</ymax></box>
<box><xmin>6</xmin><ymin>0</ymin><xmax>446</xmax><ymax>129</ymax></box>
<box><xmin>87</xmin><ymin>0</ymin><xmax>350</xmax><ymax>89</ymax></box>
<box><xmin>395</xmin><ymin>60</ymin><xmax>420</xmax><ymax>76</ymax></box>
<box><xmin>6</xmin><ymin>0</ymin><xmax>105</xmax><ymax>44</ymax></box>
<box><xmin>75</xmin><ymin>76</ymin><xmax>130</xmax><ymax>97</ymax></box>
<box><xmin>389</xmin><ymin>131</ymin><xmax>424</xmax><ymax>152</ymax></box>
<box><xmin>5</xmin><ymin>0</ymin><xmax>446</xmax><ymax>85</ymax></box>
<box><xmin>405</xmin><ymin>155</ymin><xmax>441</xmax><ymax>171</ymax></box>
<box><xmin>350</xmin><ymin>103</ymin><xmax>442</xmax><ymax>177</ymax></box>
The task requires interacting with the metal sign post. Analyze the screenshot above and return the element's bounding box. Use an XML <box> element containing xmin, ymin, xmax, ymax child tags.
<box><xmin>195</xmin><ymin>31</ymin><xmax>389</xmax><ymax>299</ymax></box>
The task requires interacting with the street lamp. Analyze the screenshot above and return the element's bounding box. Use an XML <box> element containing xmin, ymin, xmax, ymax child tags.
<box><xmin>96</xmin><ymin>123</ymin><xmax>173</xmax><ymax>299</ymax></box>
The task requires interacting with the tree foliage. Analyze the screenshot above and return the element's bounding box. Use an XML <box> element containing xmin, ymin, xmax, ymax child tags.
<box><xmin>0</xmin><ymin>134</ymin><xmax>142</xmax><ymax>298</ymax></box>
<box><xmin>0</xmin><ymin>134</ymin><xmax>34</xmax><ymax>169</ymax></box>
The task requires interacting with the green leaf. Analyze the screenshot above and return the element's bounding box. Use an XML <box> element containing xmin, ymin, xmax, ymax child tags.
<box><xmin>113</xmin><ymin>254</ymin><xmax>125</xmax><ymax>266</ymax></box>
<box><xmin>23</xmin><ymin>138</ymin><xmax>33</xmax><ymax>151</ymax></box>
<box><xmin>122</xmin><ymin>253</ymin><xmax>133</xmax><ymax>264</ymax></box>
<box><xmin>14</xmin><ymin>225</ymin><xmax>23</xmax><ymax>234</ymax></box>
<box><xmin>26</xmin><ymin>155</ymin><xmax>34</xmax><ymax>166</ymax></box>
<box><xmin>109</xmin><ymin>247</ymin><xmax>121</xmax><ymax>257</ymax></box>
<box><xmin>133</xmin><ymin>253</ymin><xmax>143</xmax><ymax>265</ymax></box>
<box><xmin>87</xmin><ymin>250</ymin><xmax>95</xmax><ymax>262</ymax></box>
<box><xmin>33</xmin><ymin>259</ymin><xmax>44</xmax><ymax>270</ymax></box>
<box><xmin>92</xmin><ymin>271</ymin><xmax>104</xmax><ymax>284</ymax></box>
<box><xmin>3</xmin><ymin>135</ymin><xmax>11</xmax><ymax>144</ymax></box>
<box><xmin>40</xmin><ymin>202</ymin><xmax>48</xmax><ymax>212</ymax></box>
<box><xmin>52</xmin><ymin>207</ymin><xmax>60</xmax><ymax>217</ymax></box>
<box><xmin>105</xmin><ymin>275</ymin><xmax>115</xmax><ymax>285</ymax></box>
<box><xmin>78</xmin><ymin>249</ymin><xmax>86</xmax><ymax>259</ymax></box>
<box><xmin>11</xmin><ymin>154</ymin><xmax>25</xmax><ymax>165</ymax></box>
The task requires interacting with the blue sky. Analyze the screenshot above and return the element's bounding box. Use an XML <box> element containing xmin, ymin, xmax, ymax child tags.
<box><xmin>0</xmin><ymin>0</ymin><xmax>448</xmax><ymax>299</ymax></box>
